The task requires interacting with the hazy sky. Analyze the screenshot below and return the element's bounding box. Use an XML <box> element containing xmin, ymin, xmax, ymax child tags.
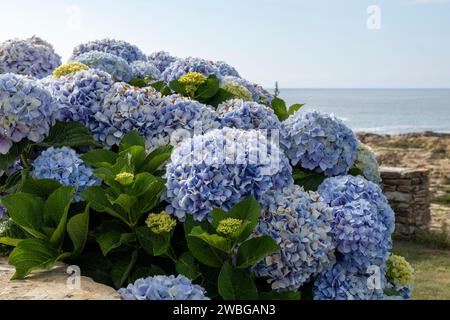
<box><xmin>1</xmin><ymin>0</ymin><xmax>449</xmax><ymax>88</ymax></box>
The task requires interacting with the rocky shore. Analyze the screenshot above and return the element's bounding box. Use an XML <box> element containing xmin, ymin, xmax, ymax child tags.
<box><xmin>358</xmin><ymin>131</ymin><xmax>450</xmax><ymax>232</ymax></box>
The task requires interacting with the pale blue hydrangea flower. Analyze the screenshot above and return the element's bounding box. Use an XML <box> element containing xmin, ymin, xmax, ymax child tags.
<box><xmin>212</xmin><ymin>60</ymin><xmax>240</xmax><ymax>78</ymax></box>
<box><xmin>318</xmin><ymin>175</ymin><xmax>395</xmax><ymax>273</ymax></box>
<box><xmin>162</xmin><ymin>57</ymin><xmax>217</xmax><ymax>82</ymax></box>
<box><xmin>254</xmin><ymin>185</ymin><xmax>335</xmax><ymax>292</ymax></box>
<box><xmin>219</xmin><ymin>76</ymin><xmax>273</xmax><ymax>104</ymax></box>
<box><xmin>0</xmin><ymin>36</ymin><xmax>61</xmax><ymax>79</ymax></box>
<box><xmin>217</xmin><ymin>99</ymin><xmax>282</xmax><ymax>131</ymax></box>
<box><xmin>148</xmin><ymin>51</ymin><xmax>178</xmax><ymax>73</ymax></box>
<box><xmin>0</xmin><ymin>73</ymin><xmax>56</xmax><ymax>154</ymax></box>
<box><xmin>91</xmin><ymin>82</ymin><xmax>166</xmax><ymax>148</ymax></box>
<box><xmin>281</xmin><ymin>111</ymin><xmax>359</xmax><ymax>176</ymax></box>
<box><xmin>71</xmin><ymin>51</ymin><xmax>132</xmax><ymax>82</ymax></box>
<box><xmin>146</xmin><ymin>95</ymin><xmax>221</xmax><ymax>150</ymax></box>
<box><xmin>46</xmin><ymin>69</ymin><xmax>113</xmax><ymax>124</ymax></box>
<box><xmin>32</xmin><ymin>147</ymin><xmax>101</xmax><ymax>202</ymax></box>
<box><xmin>71</xmin><ymin>39</ymin><xmax>146</xmax><ymax>63</ymax></box>
<box><xmin>130</xmin><ymin>60</ymin><xmax>161</xmax><ymax>80</ymax></box>
<box><xmin>119</xmin><ymin>275</ymin><xmax>210</xmax><ymax>300</ymax></box>
<box><xmin>314</xmin><ymin>262</ymin><xmax>385</xmax><ymax>300</ymax></box>
<box><xmin>165</xmin><ymin>127</ymin><xmax>293</xmax><ymax>222</ymax></box>
<box><xmin>354</xmin><ymin>144</ymin><xmax>381</xmax><ymax>184</ymax></box>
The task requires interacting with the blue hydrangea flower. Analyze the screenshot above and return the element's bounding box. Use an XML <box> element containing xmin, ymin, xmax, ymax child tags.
<box><xmin>281</xmin><ymin>111</ymin><xmax>359</xmax><ymax>176</ymax></box>
<box><xmin>71</xmin><ymin>51</ymin><xmax>132</xmax><ymax>82</ymax></box>
<box><xmin>32</xmin><ymin>147</ymin><xmax>101</xmax><ymax>202</ymax></box>
<box><xmin>91</xmin><ymin>82</ymin><xmax>166</xmax><ymax>148</ymax></box>
<box><xmin>384</xmin><ymin>283</ymin><xmax>412</xmax><ymax>300</ymax></box>
<box><xmin>354</xmin><ymin>144</ymin><xmax>381</xmax><ymax>184</ymax></box>
<box><xmin>46</xmin><ymin>69</ymin><xmax>113</xmax><ymax>124</ymax></box>
<box><xmin>217</xmin><ymin>99</ymin><xmax>282</xmax><ymax>131</ymax></box>
<box><xmin>130</xmin><ymin>61</ymin><xmax>161</xmax><ymax>80</ymax></box>
<box><xmin>0</xmin><ymin>36</ymin><xmax>61</xmax><ymax>79</ymax></box>
<box><xmin>146</xmin><ymin>95</ymin><xmax>220</xmax><ymax>150</ymax></box>
<box><xmin>219</xmin><ymin>76</ymin><xmax>273</xmax><ymax>104</ymax></box>
<box><xmin>212</xmin><ymin>61</ymin><xmax>240</xmax><ymax>78</ymax></box>
<box><xmin>165</xmin><ymin>127</ymin><xmax>293</xmax><ymax>222</ymax></box>
<box><xmin>318</xmin><ymin>175</ymin><xmax>395</xmax><ymax>273</ymax></box>
<box><xmin>253</xmin><ymin>185</ymin><xmax>335</xmax><ymax>292</ymax></box>
<box><xmin>314</xmin><ymin>262</ymin><xmax>385</xmax><ymax>300</ymax></box>
<box><xmin>0</xmin><ymin>73</ymin><xmax>56</xmax><ymax>154</ymax></box>
<box><xmin>148</xmin><ymin>51</ymin><xmax>178</xmax><ymax>73</ymax></box>
<box><xmin>71</xmin><ymin>39</ymin><xmax>146</xmax><ymax>63</ymax></box>
<box><xmin>119</xmin><ymin>275</ymin><xmax>209</xmax><ymax>300</ymax></box>
<box><xmin>161</xmin><ymin>57</ymin><xmax>217</xmax><ymax>82</ymax></box>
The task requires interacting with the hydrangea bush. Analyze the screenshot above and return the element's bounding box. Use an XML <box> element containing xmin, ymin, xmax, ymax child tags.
<box><xmin>0</xmin><ymin>36</ymin><xmax>412</xmax><ymax>301</ymax></box>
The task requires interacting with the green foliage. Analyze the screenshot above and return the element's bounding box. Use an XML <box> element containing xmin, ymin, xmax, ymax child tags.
<box><xmin>292</xmin><ymin>167</ymin><xmax>326</xmax><ymax>191</ymax></box>
<box><xmin>270</xmin><ymin>97</ymin><xmax>304</xmax><ymax>121</ymax></box>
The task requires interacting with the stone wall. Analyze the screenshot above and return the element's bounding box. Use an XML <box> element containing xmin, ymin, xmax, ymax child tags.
<box><xmin>380</xmin><ymin>167</ymin><xmax>431</xmax><ymax>235</ymax></box>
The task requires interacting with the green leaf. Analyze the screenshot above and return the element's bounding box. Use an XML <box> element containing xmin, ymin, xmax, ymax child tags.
<box><xmin>259</xmin><ymin>291</ymin><xmax>301</xmax><ymax>300</ymax></box>
<box><xmin>129</xmin><ymin>77</ymin><xmax>150</xmax><ymax>88</ymax></box>
<box><xmin>95</xmin><ymin>220</ymin><xmax>131</xmax><ymax>256</ymax></box>
<box><xmin>8</xmin><ymin>238</ymin><xmax>60</xmax><ymax>279</ymax></box>
<box><xmin>38</xmin><ymin>121</ymin><xmax>100</xmax><ymax>148</ymax></box>
<box><xmin>236</xmin><ymin>236</ymin><xmax>280</xmax><ymax>269</ymax></box>
<box><xmin>0</xmin><ymin>237</ymin><xmax>22</xmax><ymax>247</ymax></box>
<box><xmin>20</xmin><ymin>177</ymin><xmax>62</xmax><ymax>199</ymax></box>
<box><xmin>140</xmin><ymin>145</ymin><xmax>173</xmax><ymax>174</ymax></box>
<box><xmin>287</xmin><ymin>103</ymin><xmax>304</xmax><ymax>116</ymax></box>
<box><xmin>189</xmin><ymin>226</ymin><xmax>230</xmax><ymax>253</ymax></box>
<box><xmin>67</xmin><ymin>205</ymin><xmax>90</xmax><ymax>254</ymax></box>
<box><xmin>196</xmin><ymin>75</ymin><xmax>220</xmax><ymax>99</ymax></box>
<box><xmin>130</xmin><ymin>173</ymin><xmax>160</xmax><ymax>197</ymax></box>
<box><xmin>349</xmin><ymin>167</ymin><xmax>364</xmax><ymax>177</ymax></box>
<box><xmin>45</xmin><ymin>186</ymin><xmax>76</xmax><ymax>248</ymax></box>
<box><xmin>211</xmin><ymin>208</ymin><xmax>229</xmax><ymax>228</ymax></box>
<box><xmin>81</xmin><ymin>149</ymin><xmax>118</xmax><ymax>168</ymax></box>
<box><xmin>0</xmin><ymin>140</ymin><xmax>30</xmax><ymax>171</ymax></box>
<box><xmin>131</xmin><ymin>177</ymin><xmax>166</xmax><ymax>221</ymax></box>
<box><xmin>207</xmin><ymin>88</ymin><xmax>235</xmax><ymax>108</ymax></box>
<box><xmin>119</xmin><ymin>131</ymin><xmax>145</xmax><ymax>152</ymax></box>
<box><xmin>1</xmin><ymin>193</ymin><xmax>46</xmax><ymax>239</ymax></box>
<box><xmin>113</xmin><ymin>194</ymin><xmax>137</xmax><ymax>213</ymax></box>
<box><xmin>135</xmin><ymin>226</ymin><xmax>172</xmax><ymax>256</ymax></box>
<box><xmin>292</xmin><ymin>168</ymin><xmax>326</xmax><ymax>191</ymax></box>
<box><xmin>120</xmin><ymin>145</ymin><xmax>146</xmax><ymax>169</ymax></box>
<box><xmin>218</xmin><ymin>262</ymin><xmax>258</xmax><ymax>300</ymax></box>
<box><xmin>0</xmin><ymin>169</ymin><xmax>23</xmax><ymax>193</ymax></box>
<box><xmin>111</xmin><ymin>249</ymin><xmax>139</xmax><ymax>289</ymax></box>
<box><xmin>229</xmin><ymin>196</ymin><xmax>261</xmax><ymax>242</ymax></box>
<box><xmin>149</xmin><ymin>80</ymin><xmax>166</xmax><ymax>92</ymax></box>
<box><xmin>176</xmin><ymin>252</ymin><xmax>201</xmax><ymax>281</ymax></box>
<box><xmin>169</xmin><ymin>80</ymin><xmax>186</xmax><ymax>95</ymax></box>
<box><xmin>271</xmin><ymin>97</ymin><xmax>288</xmax><ymax>121</ymax></box>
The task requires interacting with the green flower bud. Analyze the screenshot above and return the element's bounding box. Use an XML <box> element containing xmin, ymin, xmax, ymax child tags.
<box><xmin>216</xmin><ymin>218</ymin><xmax>243</xmax><ymax>238</ymax></box>
<box><xmin>386</xmin><ymin>254</ymin><xmax>414</xmax><ymax>286</ymax></box>
<box><xmin>53</xmin><ymin>62</ymin><xmax>89</xmax><ymax>78</ymax></box>
<box><xmin>114</xmin><ymin>172</ymin><xmax>135</xmax><ymax>186</ymax></box>
<box><xmin>222</xmin><ymin>82</ymin><xmax>253</xmax><ymax>101</ymax></box>
<box><xmin>178</xmin><ymin>72</ymin><xmax>207</xmax><ymax>97</ymax></box>
<box><xmin>146</xmin><ymin>212</ymin><xmax>177</xmax><ymax>234</ymax></box>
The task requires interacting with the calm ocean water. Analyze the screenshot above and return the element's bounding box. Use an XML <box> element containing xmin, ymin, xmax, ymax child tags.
<box><xmin>277</xmin><ymin>89</ymin><xmax>450</xmax><ymax>134</ymax></box>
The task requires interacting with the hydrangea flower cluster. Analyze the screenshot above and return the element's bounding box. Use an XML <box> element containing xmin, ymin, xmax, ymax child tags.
<box><xmin>165</xmin><ymin>127</ymin><xmax>293</xmax><ymax>222</ymax></box>
<box><xmin>212</xmin><ymin>61</ymin><xmax>240</xmax><ymax>78</ymax></box>
<box><xmin>221</xmin><ymin>82</ymin><xmax>253</xmax><ymax>101</ymax></box>
<box><xmin>0</xmin><ymin>36</ymin><xmax>61</xmax><ymax>79</ymax></box>
<box><xmin>46</xmin><ymin>69</ymin><xmax>113</xmax><ymax>124</ymax></box>
<box><xmin>219</xmin><ymin>76</ymin><xmax>273</xmax><ymax>103</ymax></box>
<box><xmin>90</xmin><ymin>82</ymin><xmax>166</xmax><ymax>147</ymax></box>
<box><xmin>281</xmin><ymin>111</ymin><xmax>359</xmax><ymax>176</ymax></box>
<box><xmin>71</xmin><ymin>38</ymin><xmax>147</xmax><ymax>63</ymax></box>
<box><xmin>161</xmin><ymin>57</ymin><xmax>216</xmax><ymax>82</ymax></box>
<box><xmin>146</xmin><ymin>95</ymin><xmax>220</xmax><ymax>150</ymax></box>
<box><xmin>119</xmin><ymin>275</ymin><xmax>209</xmax><ymax>300</ymax></box>
<box><xmin>0</xmin><ymin>73</ymin><xmax>55</xmax><ymax>154</ymax></box>
<box><xmin>130</xmin><ymin>60</ymin><xmax>161</xmax><ymax>80</ymax></box>
<box><xmin>148</xmin><ymin>51</ymin><xmax>178</xmax><ymax>73</ymax></box>
<box><xmin>386</xmin><ymin>254</ymin><xmax>414</xmax><ymax>287</ymax></box>
<box><xmin>52</xmin><ymin>62</ymin><xmax>89</xmax><ymax>78</ymax></box>
<box><xmin>216</xmin><ymin>218</ymin><xmax>243</xmax><ymax>238</ymax></box>
<box><xmin>71</xmin><ymin>51</ymin><xmax>132</xmax><ymax>82</ymax></box>
<box><xmin>254</xmin><ymin>185</ymin><xmax>335</xmax><ymax>292</ymax></box>
<box><xmin>31</xmin><ymin>147</ymin><xmax>101</xmax><ymax>202</ymax></box>
<box><xmin>217</xmin><ymin>99</ymin><xmax>282</xmax><ymax>131</ymax></box>
<box><xmin>353</xmin><ymin>144</ymin><xmax>381</xmax><ymax>184</ymax></box>
<box><xmin>145</xmin><ymin>212</ymin><xmax>177</xmax><ymax>234</ymax></box>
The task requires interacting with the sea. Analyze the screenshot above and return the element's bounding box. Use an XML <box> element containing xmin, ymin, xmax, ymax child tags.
<box><xmin>277</xmin><ymin>89</ymin><xmax>450</xmax><ymax>134</ymax></box>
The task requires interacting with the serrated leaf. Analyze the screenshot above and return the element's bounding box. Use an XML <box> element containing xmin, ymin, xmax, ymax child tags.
<box><xmin>38</xmin><ymin>121</ymin><xmax>100</xmax><ymax>148</ymax></box>
<box><xmin>189</xmin><ymin>226</ymin><xmax>230</xmax><ymax>253</ymax></box>
<box><xmin>176</xmin><ymin>252</ymin><xmax>201</xmax><ymax>281</ymax></box>
<box><xmin>95</xmin><ymin>220</ymin><xmax>132</xmax><ymax>256</ymax></box>
<box><xmin>119</xmin><ymin>131</ymin><xmax>145</xmax><ymax>152</ymax></box>
<box><xmin>287</xmin><ymin>103</ymin><xmax>304</xmax><ymax>116</ymax></box>
<box><xmin>218</xmin><ymin>262</ymin><xmax>258</xmax><ymax>300</ymax></box>
<box><xmin>139</xmin><ymin>145</ymin><xmax>173</xmax><ymax>174</ymax></box>
<box><xmin>20</xmin><ymin>177</ymin><xmax>62</xmax><ymax>199</ymax></box>
<box><xmin>67</xmin><ymin>205</ymin><xmax>90</xmax><ymax>254</ymax></box>
<box><xmin>271</xmin><ymin>97</ymin><xmax>288</xmax><ymax>121</ymax></box>
<box><xmin>81</xmin><ymin>149</ymin><xmax>118</xmax><ymax>168</ymax></box>
<box><xmin>236</xmin><ymin>236</ymin><xmax>280</xmax><ymax>269</ymax></box>
<box><xmin>135</xmin><ymin>226</ymin><xmax>172</xmax><ymax>257</ymax></box>
<box><xmin>196</xmin><ymin>75</ymin><xmax>219</xmax><ymax>99</ymax></box>
<box><xmin>169</xmin><ymin>80</ymin><xmax>186</xmax><ymax>95</ymax></box>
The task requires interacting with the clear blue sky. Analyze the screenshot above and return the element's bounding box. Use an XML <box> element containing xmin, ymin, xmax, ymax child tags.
<box><xmin>1</xmin><ymin>0</ymin><xmax>449</xmax><ymax>88</ymax></box>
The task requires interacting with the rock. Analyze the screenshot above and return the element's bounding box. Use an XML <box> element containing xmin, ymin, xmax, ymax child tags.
<box><xmin>0</xmin><ymin>258</ymin><xmax>121</xmax><ymax>300</ymax></box>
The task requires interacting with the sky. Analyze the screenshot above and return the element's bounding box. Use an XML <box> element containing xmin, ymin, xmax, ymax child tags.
<box><xmin>1</xmin><ymin>0</ymin><xmax>449</xmax><ymax>88</ymax></box>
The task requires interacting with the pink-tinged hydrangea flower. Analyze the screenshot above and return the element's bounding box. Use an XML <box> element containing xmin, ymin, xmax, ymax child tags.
<box><xmin>254</xmin><ymin>185</ymin><xmax>335</xmax><ymax>292</ymax></box>
<box><xmin>71</xmin><ymin>38</ymin><xmax>146</xmax><ymax>63</ymax></box>
<box><xmin>0</xmin><ymin>73</ymin><xmax>56</xmax><ymax>154</ymax></box>
<box><xmin>281</xmin><ymin>111</ymin><xmax>359</xmax><ymax>176</ymax></box>
<box><xmin>119</xmin><ymin>275</ymin><xmax>210</xmax><ymax>300</ymax></box>
<box><xmin>165</xmin><ymin>127</ymin><xmax>293</xmax><ymax>222</ymax></box>
<box><xmin>0</xmin><ymin>36</ymin><xmax>61</xmax><ymax>79</ymax></box>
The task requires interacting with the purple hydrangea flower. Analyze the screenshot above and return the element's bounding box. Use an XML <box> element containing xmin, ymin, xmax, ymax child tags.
<box><xmin>71</xmin><ymin>39</ymin><xmax>146</xmax><ymax>63</ymax></box>
<box><xmin>148</xmin><ymin>51</ymin><xmax>178</xmax><ymax>73</ymax></box>
<box><xmin>130</xmin><ymin>61</ymin><xmax>161</xmax><ymax>80</ymax></box>
<box><xmin>119</xmin><ymin>275</ymin><xmax>209</xmax><ymax>300</ymax></box>
<box><xmin>71</xmin><ymin>51</ymin><xmax>132</xmax><ymax>82</ymax></box>
<box><xmin>0</xmin><ymin>36</ymin><xmax>61</xmax><ymax>79</ymax></box>
<box><xmin>0</xmin><ymin>73</ymin><xmax>56</xmax><ymax>154</ymax></box>
<box><xmin>32</xmin><ymin>147</ymin><xmax>101</xmax><ymax>202</ymax></box>
<box><xmin>165</xmin><ymin>127</ymin><xmax>293</xmax><ymax>222</ymax></box>
<box><xmin>281</xmin><ymin>111</ymin><xmax>359</xmax><ymax>176</ymax></box>
<box><xmin>254</xmin><ymin>185</ymin><xmax>335</xmax><ymax>292</ymax></box>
